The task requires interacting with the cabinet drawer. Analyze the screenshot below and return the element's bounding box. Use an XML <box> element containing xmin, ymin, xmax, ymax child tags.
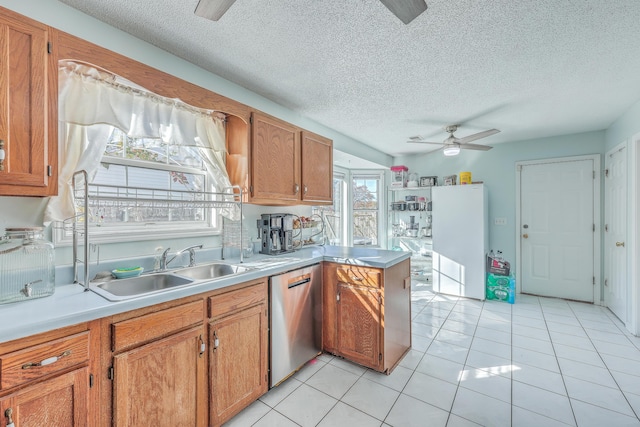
<box><xmin>209</xmin><ymin>282</ymin><xmax>266</xmax><ymax>319</ymax></box>
<box><xmin>0</xmin><ymin>331</ymin><xmax>89</xmax><ymax>390</ymax></box>
<box><xmin>112</xmin><ymin>301</ymin><xmax>204</xmax><ymax>352</ymax></box>
<box><xmin>336</xmin><ymin>265</ymin><xmax>381</xmax><ymax>288</ymax></box>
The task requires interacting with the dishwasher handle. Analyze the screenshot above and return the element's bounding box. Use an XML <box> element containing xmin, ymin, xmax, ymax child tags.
<box><xmin>287</xmin><ymin>274</ymin><xmax>311</xmax><ymax>289</ymax></box>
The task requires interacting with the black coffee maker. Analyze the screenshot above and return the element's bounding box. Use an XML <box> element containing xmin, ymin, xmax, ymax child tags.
<box><xmin>258</xmin><ymin>214</ymin><xmax>294</xmax><ymax>255</ymax></box>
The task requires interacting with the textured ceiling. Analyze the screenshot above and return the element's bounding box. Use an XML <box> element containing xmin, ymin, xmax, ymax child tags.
<box><xmin>58</xmin><ymin>0</ymin><xmax>640</xmax><ymax>157</ymax></box>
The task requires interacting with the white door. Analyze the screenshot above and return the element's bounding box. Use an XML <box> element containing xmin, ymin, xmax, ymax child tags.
<box><xmin>604</xmin><ymin>145</ymin><xmax>628</xmax><ymax>321</ymax></box>
<box><xmin>519</xmin><ymin>159</ymin><xmax>595</xmax><ymax>302</ymax></box>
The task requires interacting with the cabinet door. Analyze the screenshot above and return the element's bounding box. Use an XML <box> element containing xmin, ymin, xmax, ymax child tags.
<box><xmin>209</xmin><ymin>303</ymin><xmax>268</xmax><ymax>426</ymax></box>
<box><xmin>113</xmin><ymin>326</ymin><xmax>206</xmax><ymax>427</ymax></box>
<box><xmin>0</xmin><ymin>367</ymin><xmax>89</xmax><ymax>427</ymax></box>
<box><xmin>301</xmin><ymin>131</ymin><xmax>332</xmax><ymax>204</ymax></box>
<box><xmin>337</xmin><ymin>284</ymin><xmax>382</xmax><ymax>370</ymax></box>
<box><xmin>0</xmin><ymin>10</ymin><xmax>57</xmax><ymax>196</ymax></box>
<box><xmin>250</xmin><ymin>112</ymin><xmax>300</xmax><ymax>203</ymax></box>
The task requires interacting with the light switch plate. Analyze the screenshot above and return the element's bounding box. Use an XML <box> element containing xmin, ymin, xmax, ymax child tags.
<box><xmin>494</xmin><ymin>217</ymin><xmax>507</xmax><ymax>226</ymax></box>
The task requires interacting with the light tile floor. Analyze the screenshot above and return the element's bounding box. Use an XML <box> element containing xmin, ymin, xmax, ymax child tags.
<box><xmin>223</xmin><ymin>280</ymin><xmax>640</xmax><ymax>427</ymax></box>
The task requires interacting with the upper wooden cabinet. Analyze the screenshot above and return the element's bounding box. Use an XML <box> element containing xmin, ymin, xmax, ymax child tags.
<box><xmin>250</xmin><ymin>112</ymin><xmax>301</xmax><ymax>204</ymax></box>
<box><xmin>228</xmin><ymin>112</ymin><xmax>333</xmax><ymax>206</ymax></box>
<box><xmin>301</xmin><ymin>130</ymin><xmax>333</xmax><ymax>204</ymax></box>
<box><xmin>0</xmin><ymin>8</ymin><xmax>57</xmax><ymax>196</ymax></box>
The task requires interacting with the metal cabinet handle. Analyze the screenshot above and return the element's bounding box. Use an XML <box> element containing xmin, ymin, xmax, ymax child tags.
<box><xmin>199</xmin><ymin>335</ymin><xmax>206</xmax><ymax>357</ymax></box>
<box><xmin>22</xmin><ymin>350</ymin><xmax>71</xmax><ymax>369</ymax></box>
<box><xmin>616</xmin><ymin>241</ymin><xmax>625</xmax><ymax>247</ymax></box>
<box><xmin>0</xmin><ymin>140</ymin><xmax>5</xmax><ymax>172</ymax></box>
<box><xmin>212</xmin><ymin>331</ymin><xmax>219</xmax><ymax>352</ymax></box>
<box><xmin>5</xmin><ymin>408</ymin><xmax>14</xmax><ymax>427</ymax></box>
<box><xmin>294</xmin><ymin>184</ymin><xmax>300</xmax><ymax>194</ymax></box>
<box><xmin>522</xmin><ymin>234</ymin><xmax>529</xmax><ymax>239</ymax></box>
<box><xmin>303</xmin><ymin>185</ymin><xmax>308</xmax><ymax>195</ymax></box>
<box><xmin>351</xmin><ymin>276</ymin><xmax>363</xmax><ymax>281</ymax></box>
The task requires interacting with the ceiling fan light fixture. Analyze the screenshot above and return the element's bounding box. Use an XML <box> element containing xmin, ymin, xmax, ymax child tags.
<box><xmin>443</xmin><ymin>145</ymin><xmax>461</xmax><ymax>156</ymax></box>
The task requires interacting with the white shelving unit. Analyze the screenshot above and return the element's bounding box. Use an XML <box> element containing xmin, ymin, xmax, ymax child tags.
<box><xmin>388</xmin><ymin>186</ymin><xmax>434</xmax><ymax>282</ymax></box>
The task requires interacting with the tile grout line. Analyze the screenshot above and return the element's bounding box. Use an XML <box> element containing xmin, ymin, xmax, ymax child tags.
<box><xmin>567</xmin><ymin>303</ymin><xmax>640</xmax><ymax>422</ymax></box>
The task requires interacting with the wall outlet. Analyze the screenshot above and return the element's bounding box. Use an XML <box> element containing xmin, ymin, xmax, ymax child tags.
<box><xmin>494</xmin><ymin>217</ymin><xmax>507</xmax><ymax>226</ymax></box>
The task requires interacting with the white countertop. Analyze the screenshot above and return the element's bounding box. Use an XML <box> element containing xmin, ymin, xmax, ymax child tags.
<box><xmin>0</xmin><ymin>246</ymin><xmax>410</xmax><ymax>343</ymax></box>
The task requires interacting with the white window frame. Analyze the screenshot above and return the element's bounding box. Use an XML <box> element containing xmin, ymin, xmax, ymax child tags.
<box><xmin>350</xmin><ymin>170</ymin><xmax>386</xmax><ymax>248</ymax></box>
<box><xmin>313</xmin><ymin>167</ymin><xmax>348</xmax><ymax>245</ymax></box>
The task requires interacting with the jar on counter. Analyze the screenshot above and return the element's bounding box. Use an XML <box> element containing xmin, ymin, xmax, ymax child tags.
<box><xmin>0</xmin><ymin>227</ymin><xmax>55</xmax><ymax>304</ymax></box>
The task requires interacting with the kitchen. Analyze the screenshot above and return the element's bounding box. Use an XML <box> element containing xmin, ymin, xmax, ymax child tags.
<box><xmin>2</xmin><ymin>1</ymin><xmax>640</xmax><ymax>426</ymax></box>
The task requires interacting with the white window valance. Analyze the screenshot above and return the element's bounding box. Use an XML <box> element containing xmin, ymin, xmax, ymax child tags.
<box><xmin>45</xmin><ymin>60</ymin><xmax>237</xmax><ymax>224</ymax></box>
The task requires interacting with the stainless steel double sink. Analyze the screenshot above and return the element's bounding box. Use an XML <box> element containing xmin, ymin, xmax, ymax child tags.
<box><xmin>90</xmin><ymin>263</ymin><xmax>253</xmax><ymax>301</ymax></box>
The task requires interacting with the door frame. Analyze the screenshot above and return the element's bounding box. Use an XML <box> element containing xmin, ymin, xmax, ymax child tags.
<box><xmin>515</xmin><ymin>154</ymin><xmax>601</xmax><ymax>304</ymax></box>
<box><xmin>629</xmin><ymin>133</ymin><xmax>640</xmax><ymax>335</ymax></box>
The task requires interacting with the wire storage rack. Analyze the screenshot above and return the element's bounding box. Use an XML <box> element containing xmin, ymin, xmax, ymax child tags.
<box><xmin>292</xmin><ymin>213</ymin><xmax>325</xmax><ymax>249</ymax></box>
<box><xmin>70</xmin><ymin>170</ymin><xmax>243</xmax><ymax>290</ymax></box>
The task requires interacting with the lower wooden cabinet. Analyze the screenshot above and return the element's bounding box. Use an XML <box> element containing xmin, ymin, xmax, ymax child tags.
<box><xmin>0</xmin><ymin>367</ymin><xmax>89</xmax><ymax>427</ymax></box>
<box><xmin>108</xmin><ymin>300</ymin><xmax>207</xmax><ymax>427</ymax></box>
<box><xmin>208</xmin><ymin>281</ymin><xmax>268</xmax><ymax>426</ymax></box>
<box><xmin>112</xmin><ymin>326</ymin><xmax>206</xmax><ymax>427</ymax></box>
<box><xmin>0</xmin><ymin>324</ymin><xmax>93</xmax><ymax>427</ymax></box>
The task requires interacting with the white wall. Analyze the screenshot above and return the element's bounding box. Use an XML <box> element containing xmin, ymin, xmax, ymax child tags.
<box><xmin>606</xmin><ymin>99</ymin><xmax>640</xmax><ymax>150</ymax></box>
<box><xmin>0</xmin><ymin>0</ymin><xmax>386</xmax><ymax>269</ymax></box>
<box><xmin>395</xmin><ymin>131</ymin><xmax>606</xmax><ymax>270</ymax></box>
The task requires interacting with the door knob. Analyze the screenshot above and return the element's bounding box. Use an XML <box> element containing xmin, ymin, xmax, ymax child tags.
<box><xmin>522</xmin><ymin>234</ymin><xmax>529</xmax><ymax>239</ymax></box>
<box><xmin>616</xmin><ymin>241</ymin><xmax>625</xmax><ymax>247</ymax></box>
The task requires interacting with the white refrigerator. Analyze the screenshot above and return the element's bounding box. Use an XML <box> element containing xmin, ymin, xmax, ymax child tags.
<box><xmin>432</xmin><ymin>184</ymin><xmax>488</xmax><ymax>300</ymax></box>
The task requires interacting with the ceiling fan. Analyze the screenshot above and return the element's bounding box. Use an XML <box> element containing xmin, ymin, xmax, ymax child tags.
<box><xmin>408</xmin><ymin>125</ymin><xmax>500</xmax><ymax>156</ymax></box>
<box><xmin>195</xmin><ymin>0</ymin><xmax>428</xmax><ymax>24</ymax></box>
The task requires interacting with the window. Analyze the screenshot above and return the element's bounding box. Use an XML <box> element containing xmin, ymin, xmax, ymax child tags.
<box><xmin>352</xmin><ymin>173</ymin><xmax>384</xmax><ymax>247</ymax></box>
<box><xmin>313</xmin><ymin>170</ymin><xmax>347</xmax><ymax>245</ymax></box>
<box><xmin>54</xmin><ymin>127</ymin><xmax>221</xmax><ymax>244</ymax></box>
<box><xmin>49</xmin><ymin>61</ymin><xmax>233</xmax><ymax>244</ymax></box>
<box><xmin>98</xmin><ymin>127</ymin><xmax>213</xmax><ymax>224</ymax></box>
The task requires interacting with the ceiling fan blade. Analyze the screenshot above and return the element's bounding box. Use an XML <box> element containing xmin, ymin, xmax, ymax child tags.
<box><xmin>457</xmin><ymin>129</ymin><xmax>500</xmax><ymax>144</ymax></box>
<box><xmin>194</xmin><ymin>0</ymin><xmax>236</xmax><ymax>21</ymax></box>
<box><xmin>379</xmin><ymin>0</ymin><xmax>427</xmax><ymax>24</ymax></box>
<box><xmin>459</xmin><ymin>143</ymin><xmax>493</xmax><ymax>151</ymax></box>
<box><xmin>407</xmin><ymin>140</ymin><xmax>443</xmax><ymax>146</ymax></box>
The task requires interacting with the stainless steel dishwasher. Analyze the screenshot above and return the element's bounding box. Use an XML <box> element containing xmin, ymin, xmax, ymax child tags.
<box><xmin>269</xmin><ymin>263</ymin><xmax>322</xmax><ymax>387</ymax></box>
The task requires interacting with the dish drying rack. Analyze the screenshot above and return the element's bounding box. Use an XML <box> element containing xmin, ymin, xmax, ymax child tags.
<box><xmin>67</xmin><ymin>170</ymin><xmax>243</xmax><ymax>291</ymax></box>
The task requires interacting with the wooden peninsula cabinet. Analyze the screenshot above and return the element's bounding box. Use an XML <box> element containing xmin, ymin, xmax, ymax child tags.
<box><xmin>208</xmin><ymin>280</ymin><xmax>268</xmax><ymax>426</ymax></box>
<box><xmin>0</xmin><ymin>325</ymin><xmax>94</xmax><ymax>427</ymax></box>
<box><xmin>0</xmin><ymin>7</ymin><xmax>57</xmax><ymax>196</ymax></box>
<box><xmin>323</xmin><ymin>259</ymin><xmax>412</xmax><ymax>373</ymax></box>
<box><xmin>246</xmin><ymin>112</ymin><xmax>333</xmax><ymax>205</ymax></box>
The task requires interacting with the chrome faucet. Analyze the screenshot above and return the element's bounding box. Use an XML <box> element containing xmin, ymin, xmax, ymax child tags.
<box><xmin>160</xmin><ymin>245</ymin><xmax>203</xmax><ymax>270</ymax></box>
